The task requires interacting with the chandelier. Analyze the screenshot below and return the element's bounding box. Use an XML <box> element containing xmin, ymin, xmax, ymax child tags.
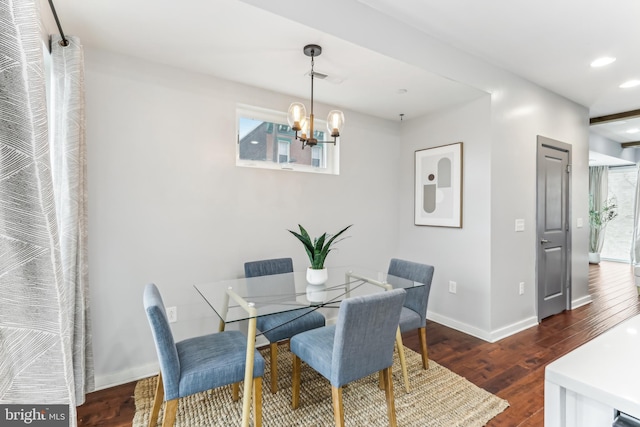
<box><xmin>287</xmin><ymin>44</ymin><xmax>345</xmax><ymax>149</ymax></box>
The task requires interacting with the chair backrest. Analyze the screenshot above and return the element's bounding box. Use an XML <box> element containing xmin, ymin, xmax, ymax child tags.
<box><xmin>143</xmin><ymin>283</ymin><xmax>180</xmax><ymax>399</ymax></box>
<box><xmin>330</xmin><ymin>288</ymin><xmax>406</xmax><ymax>388</ymax></box>
<box><xmin>244</xmin><ymin>257</ymin><xmax>293</xmax><ymax>278</ymax></box>
<box><xmin>388</xmin><ymin>258</ymin><xmax>434</xmax><ymax>327</ymax></box>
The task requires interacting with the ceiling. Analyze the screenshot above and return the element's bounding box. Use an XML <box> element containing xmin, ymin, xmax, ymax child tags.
<box><xmin>590</xmin><ymin>115</ymin><xmax>640</xmax><ymax>144</ymax></box>
<box><xmin>588</xmin><ymin>151</ymin><xmax>635</xmax><ymax>167</ymax></box>
<box><xmin>40</xmin><ymin>0</ymin><xmax>640</xmax><ymax>131</ymax></box>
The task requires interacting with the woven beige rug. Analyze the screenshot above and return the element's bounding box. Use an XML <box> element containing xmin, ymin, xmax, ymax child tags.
<box><xmin>133</xmin><ymin>347</ymin><xmax>508</xmax><ymax>426</ymax></box>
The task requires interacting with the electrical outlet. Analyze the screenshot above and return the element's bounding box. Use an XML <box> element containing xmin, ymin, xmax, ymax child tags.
<box><xmin>166</xmin><ymin>306</ymin><xmax>178</xmax><ymax>323</ymax></box>
<box><xmin>449</xmin><ymin>280</ymin><xmax>457</xmax><ymax>294</ymax></box>
<box><xmin>519</xmin><ymin>282</ymin><xmax>525</xmax><ymax>295</ymax></box>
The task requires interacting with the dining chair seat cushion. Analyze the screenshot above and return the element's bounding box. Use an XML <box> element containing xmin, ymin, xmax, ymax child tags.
<box><xmin>290</xmin><ymin>325</ymin><xmax>336</xmax><ymax>381</ymax></box>
<box><xmin>398</xmin><ymin>306</ymin><xmax>422</xmax><ymax>333</ymax></box>
<box><xmin>257</xmin><ymin>308</ymin><xmax>325</xmax><ymax>343</ymax></box>
<box><xmin>174</xmin><ymin>330</ymin><xmax>265</xmax><ymax>400</ymax></box>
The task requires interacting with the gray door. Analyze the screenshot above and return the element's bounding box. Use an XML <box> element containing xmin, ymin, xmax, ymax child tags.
<box><xmin>537</xmin><ymin>136</ymin><xmax>571</xmax><ymax>321</ymax></box>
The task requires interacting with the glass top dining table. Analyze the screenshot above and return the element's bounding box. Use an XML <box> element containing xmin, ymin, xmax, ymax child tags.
<box><xmin>193</xmin><ymin>266</ymin><xmax>425</xmax><ymax>427</ymax></box>
<box><xmin>194</xmin><ymin>266</ymin><xmax>422</xmax><ymax>325</ymax></box>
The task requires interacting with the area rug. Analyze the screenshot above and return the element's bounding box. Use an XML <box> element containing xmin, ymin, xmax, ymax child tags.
<box><xmin>133</xmin><ymin>347</ymin><xmax>508</xmax><ymax>426</ymax></box>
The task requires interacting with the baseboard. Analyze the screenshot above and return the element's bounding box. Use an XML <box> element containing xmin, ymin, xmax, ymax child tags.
<box><xmin>571</xmin><ymin>294</ymin><xmax>592</xmax><ymax>310</ymax></box>
<box><xmin>93</xmin><ymin>361</ymin><xmax>158</xmax><ymax>391</ymax></box>
<box><xmin>487</xmin><ymin>316</ymin><xmax>538</xmax><ymax>342</ymax></box>
<box><xmin>427</xmin><ymin>311</ymin><xmax>538</xmax><ymax>343</ymax></box>
<box><xmin>427</xmin><ymin>311</ymin><xmax>493</xmax><ymax>342</ymax></box>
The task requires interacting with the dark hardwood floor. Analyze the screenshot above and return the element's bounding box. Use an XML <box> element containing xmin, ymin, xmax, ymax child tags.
<box><xmin>78</xmin><ymin>261</ymin><xmax>640</xmax><ymax>426</ymax></box>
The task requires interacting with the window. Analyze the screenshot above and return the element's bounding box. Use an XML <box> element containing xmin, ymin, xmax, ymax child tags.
<box><xmin>311</xmin><ymin>146</ymin><xmax>323</xmax><ymax>168</ymax></box>
<box><xmin>600</xmin><ymin>166</ymin><xmax>637</xmax><ymax>262</ymax></box>
<box><xmin>277</xmin><ymin>138</ymin><xmax>290</xmax><ymax>164</ymax></box>
<box><xmin>236</xmin><ymin>105</ymin><xmax>339</xmax><ymax>174</ymax></box>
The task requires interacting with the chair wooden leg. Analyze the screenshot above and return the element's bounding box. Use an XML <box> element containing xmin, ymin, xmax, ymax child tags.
<box><xmin>418</xmin><ymin>327</ymin><xmax>429</xmax><ymax>369</ymax></box>
<box><xmin>291</xmin><ymin>355</ymin><xmax>301</xmax><ymax>409</ymax></box>
<box><xmin>331</xmin><ymin>386</ymin><xmax>345</xmax><ymax>427</ymax></box>
<box><xmin>269</xmin><ymin>342</ymin><xmax>279</xmax><ymax>393</ymax></box>
<box><xmin>378</xmin><ymin>371</ymin><xmax>384</xmax><ymax>390</ymax></box>
<box><xmin>232</xmin><ymin>382</ymin><xmax>240</xmax><ymax>402</ymax></box>
<box><xmin>382</xmin><ymin>367</ymin><xmax>398</xmax><ymax>427</ymax></box>
<box><xmin>161</xmin><ymin>399</ymin><xmax>178</xmax><ymax>427</ymax></box>
<box><xmin>149</xmin><ymin>373</ymin><xmax>164</xmax><ymax>427</ymax></box>
<box><xmin>253</xmin><ymin>377</ymin><xmax>263</xmax><ymax>427</ymax></box>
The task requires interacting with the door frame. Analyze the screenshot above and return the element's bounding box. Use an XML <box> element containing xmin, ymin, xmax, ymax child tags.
<box><xmin>536</xmin><ymin>136</ymin><xmax>572</xmax><ymax>321</ymax></box>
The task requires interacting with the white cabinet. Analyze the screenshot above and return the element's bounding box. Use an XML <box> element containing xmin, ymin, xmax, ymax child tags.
<box><xmin>545</xmin><ymin>315</ymin><xmax>640</xmax><ymax>427</ymax></box>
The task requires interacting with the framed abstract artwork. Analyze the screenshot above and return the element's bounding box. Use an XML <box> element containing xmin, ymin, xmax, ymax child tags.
<box><xmin>414</xmin><ymin>142</ymin><xmax>463</xmax><ymax>227</ymax></box>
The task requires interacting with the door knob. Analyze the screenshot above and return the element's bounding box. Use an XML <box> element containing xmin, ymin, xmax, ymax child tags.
<box><xmin>540</xmin><ymin>239</ymin><xmax>549</xmax><ymax>244</ymax></box>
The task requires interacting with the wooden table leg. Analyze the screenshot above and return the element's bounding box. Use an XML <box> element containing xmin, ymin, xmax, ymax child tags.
<box><xmin>219</xmin><ymin>291</ymin><xmax>230</xmax><ymax>332</ymax></box>
<box><xmin>395</xmin><ymin>328</ymin><xmax>410</xmax><ymax>393</ymax></box>
<box><xmin>241</xmin><ymin>311</ymin><xmax>257</xmax><ymax>427</ymax></box>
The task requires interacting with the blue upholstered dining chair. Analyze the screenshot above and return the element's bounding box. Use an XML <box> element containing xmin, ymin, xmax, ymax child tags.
<box><xmin>244</xmin><ymin>257</ymin><xmax>325</xmax><ymax>393</ymax></box>
<box><xmin>143</xmin><ymin>283</ymin><xmax>265</xmax><ymax>427</ymax></box>
<box><xmin>290</xmin><ymin>289</ymin><xmax>406</xmax><ymax>427</ymax></box>
<box><xmin>388</xmin><ymin>258</ymin><xmax>435</xmax><ymax>369</ymax></box>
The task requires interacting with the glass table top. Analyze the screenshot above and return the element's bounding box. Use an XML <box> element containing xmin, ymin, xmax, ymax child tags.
<box><xmin>194</xmin><ymin>266</ymin><xmax>424</xmax><ymax>324</ymax></box>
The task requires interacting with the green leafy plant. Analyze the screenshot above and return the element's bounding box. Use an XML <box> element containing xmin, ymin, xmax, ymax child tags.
<box><xmin>288</xmin><ymin>224</ymin><xmax>352</xmax><ymax>269</ymax></box>
<box><xmin>589</xmin><ymin>197</ymin><xmax>618</xmax><ymax>230</ymax></box>
<box><xmin>589</xmin><ymin>196</ymin><xmax>618</xmax><ymax>253</ymax></box>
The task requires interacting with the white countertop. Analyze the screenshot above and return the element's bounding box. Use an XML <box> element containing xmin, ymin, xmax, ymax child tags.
<box><xmin>545</xmin><ymin>314</ymin><xmax>640</xmax><ymax>417</ymax></box>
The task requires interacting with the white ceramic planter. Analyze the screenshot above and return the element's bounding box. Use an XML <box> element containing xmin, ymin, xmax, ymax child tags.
<box><xmin>306</xmin><ymin>267</ymin><xmax>328</xmax><ymax>285</ymax></box>
<box><xmin>588</xmin><ymin>252</ymin><xmax>601</xmax><ymax>264</ymax></box>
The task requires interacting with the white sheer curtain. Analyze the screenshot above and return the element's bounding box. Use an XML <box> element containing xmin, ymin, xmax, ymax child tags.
<box><xmin>0</xmin><ymin>0</ymin><xmax>92</xmax><ymax>421</ymax></box>
<box><xmin>50</xmin><ymin>33</ymin><xmax>94</xmax><ymax>403</ymax></box>
<box><xmin>589</xmin><ymin>166</ymin><xmax>609</xmax><ymax>254</ymax></box>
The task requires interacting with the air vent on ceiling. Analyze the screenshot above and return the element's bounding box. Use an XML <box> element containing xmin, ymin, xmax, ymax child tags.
<box><xmin>307</xmin><ymin>71</ymin><xmax>328</xmax><ymax>79</ymax></box>
<box><xmin>306</xmin><ymin>71</ymin><xmax>343</xmax><ymax>84</ymax></box>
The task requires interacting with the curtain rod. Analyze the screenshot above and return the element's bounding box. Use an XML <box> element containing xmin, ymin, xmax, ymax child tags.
<box><xmin>47</xmin><ymin>0</ymin><xmax>69</xmax><ymax>47</ymax></box>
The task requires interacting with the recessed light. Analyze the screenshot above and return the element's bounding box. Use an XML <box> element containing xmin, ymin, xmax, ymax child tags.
<box><xmin>590</xmin><ymin>57</ymin><xmax>616</xmax><ymax>67</ymax></box>
<box><xmin>626</xmin><ymin>128</ymin><xmax>639</xmax><ymax>134</ymax></box>
<box><xmin>620</xmin><ymin>80</ymin><xmax>640</xmax><ymax>89</ymax></box>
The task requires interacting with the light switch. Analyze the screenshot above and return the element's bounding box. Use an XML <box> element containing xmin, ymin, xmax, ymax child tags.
<box><xmin>515</xmin><ymin>219</ymin><xmax>525</xmax><ymax>232</ymax></box>
<box><xmin>577</xmin><ymin>218</ymin><xmax>583</xmax><ymax>228</ymax></box>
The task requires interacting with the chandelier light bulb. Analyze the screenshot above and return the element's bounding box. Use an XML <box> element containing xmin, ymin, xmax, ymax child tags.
<box><xmin>300</xmin><ymin>116</ymin><xmax>309</xmax><ymax>139</ymax></box>
<box><xmin>287</xmin><ymin>102</ymin><xmax>306</xmax><ymax>131</ymax></box>
<box><xmin>327</xmin><ymin>110</ymin><xmax>344</xmax><ymax>137</ymax></box>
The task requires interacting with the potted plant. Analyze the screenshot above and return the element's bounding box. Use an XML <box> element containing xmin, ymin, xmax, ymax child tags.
<box><xmin>589</xmin><ymin>196</ymin><xmax>618</xmax><ymax>264</ymax></box>
<box><xmin>288</xmin><ymin>224</ymin><xmax>352</xmax><ymax>285</ymax></box>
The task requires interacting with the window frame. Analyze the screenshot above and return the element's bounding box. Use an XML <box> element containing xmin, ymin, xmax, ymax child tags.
<box><xmin>236</xmin><ymin>104</ymin><xmax>339</xmax><ymax>175</ymax></box>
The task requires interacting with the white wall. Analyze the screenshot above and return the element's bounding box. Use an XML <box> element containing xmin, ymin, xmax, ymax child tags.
<box><xmin>488</xmin><ymin>76</ymin><xmax>590</xmax><ymax>337</ymax></box>
<box><xmin>398</xmin><ymin>84</ymin><xmax>590</xmax><ymax>343</ymax></box>
<box><xmin>398</xmin><ymin>97</ymin><xmax>493</xmax><ymax>335</ymax></box>
<box><xmin>85</xmin><ymin>49</ymin><xmax>402</xmax><ymax>388</ymax></box>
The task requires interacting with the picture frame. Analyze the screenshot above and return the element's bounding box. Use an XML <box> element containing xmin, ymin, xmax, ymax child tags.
<box><xmin>414</xmin><ymin>142</ymin><xmax>463</xmax><ymax>227</ymax></box>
